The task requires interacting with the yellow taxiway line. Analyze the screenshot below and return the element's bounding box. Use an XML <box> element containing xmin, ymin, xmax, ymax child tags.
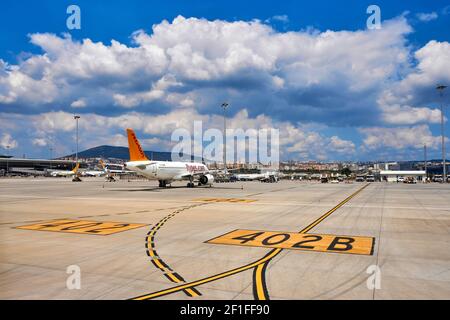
<box><xmin>144</xmin><ymin>204</ymin><xmax>205</xmax><ymax>298</ymax></box>
<box><xmin>132</xmin><ymin>184</ymin><xmax>369</xmax><ymax>300</ymax></box>
<box><xmin>253</xmin><ymin>183</ymin><xmax>370</xmax><ymax>300</ymax></box>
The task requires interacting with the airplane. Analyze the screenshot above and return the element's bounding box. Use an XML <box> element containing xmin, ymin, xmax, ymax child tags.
<box><xmin>103</xmin><ymin>162</ymin><xmax>128</xmax><ymax>175</ymax></box>
<box><xmin>49</xmin><ymin>163</ymin><xmax>80</xmax><ymax>177</ymax></box>
<box><xmin>259</xmin><ymin>172</ymin><xmax>279</xmax><ymax>183</ymax></box>
<box><xmin>234</xmin><ymin>173</ymin><xmax>266</xmax><ymax>181</ymax></box>
<box><xmin>124</xmin><ymin>128</ymin><xmax>214</xmax><ymax>188</ymax></box>
<box><xmin>82</xmin><ymin>160</ymin><xmax>107</xmax><ymax>177</ymax></box>
<box><xmin>234</xmin><ymin>171</ymin><xmax>279</xmax><ymax>182</ymax></box>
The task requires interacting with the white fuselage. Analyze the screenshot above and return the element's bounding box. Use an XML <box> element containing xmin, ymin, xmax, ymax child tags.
<box><xmin>82</xmin><ymin>170</ymin><xmax>105</xmax><ymax>177</ymax></box>
<box><xmin>103</xmin><ymin>163</ymin><xmax>128</xmax><ymax>175</ymax></box>
<box><xmin>125</xmin><ymin>160</ymin><xmax>208</xmax><ymax>182</ymax></box>
<box><xmin>50</xmin><ymin>170</ymin><xmax>76</xmax><ymax>177</ymax></box>
<box><xmin>235</xmin><ymin>171</ymin><xmax>279</xmax><ymax>181</ymax></box>
<box><xmin>234</xmin><ymin>173</ymin><xmax>265</xmax><ymax>181</ymax></box>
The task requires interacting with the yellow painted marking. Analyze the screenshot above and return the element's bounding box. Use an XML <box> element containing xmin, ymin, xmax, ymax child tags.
<box><xmin>133</xmin><ymin>247</ymin><xmax>282</xmax><ymax>300</ymax></box>
<box><xmin>186</xmin><ymin>288</ymin><xmax>199</xmax><ymax>297</ymax></box>
<box><xmin>166</xmin><ymin>273</ymin><xmax>181</xmax><ymax>282</ymax></box>
<box><xmin>165</xmin><ymin>272</ymin><xmax>201</xmax><ymax>298</ymax></box>
<box><xmin>253</xmin><ymin>183</ymin><xmax>370</xmax><ymax>300</ymax></box>
<box><xmin>254</xmin><ymin>264</ymin><xmax>266</xmax><ymax>299</ymax></box>
<box><xmin>144</xmin><ymin>206</ymin><xmax>203</xmax><ymax>298</ymax></box>
<box><xmin>193</xmin><ymin>198</ymin><xmax>257</xmax><ymax>203</ymax></box>
<box><xmin>132</xmin><ymin>184</ymin><xmax>370</xmax><ymax>300</ymax></box>
<box><xmin>207</xmin><ymin>229</ymin><xmax>374</xmax><ymax>255</ymax></box>
<box><xmin>16</xmin><ymin>219</ymin><xmax>147</xmax><ymax>235</ymax></box>
<box><xmin>153</xmin><ymin>258</ymin><xmax>166</xmax><ymax>270</ymax></box>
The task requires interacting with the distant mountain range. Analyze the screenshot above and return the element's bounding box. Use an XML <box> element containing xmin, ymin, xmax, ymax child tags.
<box><xmin>63</xmin><ymin>145</ymin><xmax>203</xmax><ymax>162</ymax></box>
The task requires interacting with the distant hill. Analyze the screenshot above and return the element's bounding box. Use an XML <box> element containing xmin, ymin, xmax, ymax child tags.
<box><xmin>63</xmin><ymin>145</ymin><xmax>203</xmax><ymax>162</ymax></box>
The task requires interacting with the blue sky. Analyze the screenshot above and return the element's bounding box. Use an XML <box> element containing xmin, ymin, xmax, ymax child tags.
<box><xmin>1</xmin><ymin>0</ymin><xmax>449</xmax><ymax>58</ymax></box>
<box><xmin>1</xmin><ymin>1</ymin><xmax>449</xmax><ymax>161</ymax></box>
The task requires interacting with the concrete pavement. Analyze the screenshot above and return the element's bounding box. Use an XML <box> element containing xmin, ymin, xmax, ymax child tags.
<box><xmin>0</xmin><ymin>178</ymin><xmax>449</xmax><ymax>299</ymax></box>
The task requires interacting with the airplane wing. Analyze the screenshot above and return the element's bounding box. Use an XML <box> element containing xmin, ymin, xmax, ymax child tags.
<box><xmin>205</xmin><ymin>168</ymin><xmax>240</xmax><ymax>174</ymax></box>
<box><xmin>177</xmin><ymin>172</ymin><xmax>208</xmax><ymax>180</ymax></box>
<box><xmin>179</xmin><ymin>168</ymin><xmax>240</xmax><ymax>179</ymax></box>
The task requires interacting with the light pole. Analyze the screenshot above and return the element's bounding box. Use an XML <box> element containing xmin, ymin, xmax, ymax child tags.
<box><xmin>424</xmin><ymin>144</ymin><xmax>427</xmax><ymax>181</ymax></box>
<box><xmin>6</xmin><ymin>145</ymin><xmax>10</xmax><ymax>175</ymax></box>
<box><xmin>49</xmin><ymin>147</ymin><xmax>53</xmax><ymax>170</ymax></box>
<box><xmin>221</xmin><ymin>103</ymin><xmax>229</xmax><ymax>173</ymax></box>
<box><xmin>74</xmin><ymin>115</ymin><xmax>80</xmax><ymax>165</ymax></box>
<box><xmin>436</xmin><ymin>85</ymin><xmax>447</xmax><ymax>183</ymax></box>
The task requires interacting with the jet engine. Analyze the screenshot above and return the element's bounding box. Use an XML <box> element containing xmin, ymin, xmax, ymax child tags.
<box><xmin>199</xmin><ymin>174</ymin><xmax>215</xmax><ymax>185</ymax></box>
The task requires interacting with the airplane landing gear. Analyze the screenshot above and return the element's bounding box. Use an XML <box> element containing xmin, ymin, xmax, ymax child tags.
<box><xmin>158</xmin><ymin>180</ymin><xmax>168</xmax><ymax>188</ymax></box>
<box><xmin>187</xmin><ymin>182</ymin><xmax>195</xmax><ymax>188</ymax></box>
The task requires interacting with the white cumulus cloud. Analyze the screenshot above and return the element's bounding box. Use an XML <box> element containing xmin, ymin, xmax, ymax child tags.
<box><xmin>377</xmin><ymin>40</ymin><xmax>450</xmax><ymax>125</ymax></box>
<box><xmin>0</xmin><ymin>15</ymin><xmax>416</xmax><ymax>128</ymax></box>
<box><xmin>70</xmin><ymin>98</ymin><xmax>87</xmax><ymax>108</ymax></box>
<box><xmin>0</xmin><ymin>133</ymin><xmax>18</xmax><ymax>149</ymax></box>
<box><xmin>0</xmin><ymin>109</ymin><xmax>356</xmax><ymax>160</ymax></box>
<box><xmin>416</xmin><ymin>12</ymin><xmax>438</xmax><ymax>22</ymax></box>
<box><xmin>360</xmin><ymin>125</ymin><xmax>441</xmax><ymax>150</ymax></box>
<box><xmin>0</xmin><ymin>15</ymin><xmax>449</xmax><ymax>160</ymax></box>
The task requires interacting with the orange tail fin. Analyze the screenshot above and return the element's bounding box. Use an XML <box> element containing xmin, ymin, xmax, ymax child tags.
<box><xmin>72</xmin><ymin>162</ymin><xmax>80</xmax><ymax>173</ymax></box>
<box><xmin>126</xmin><ymin>129</ymin><xmax>149</xmax><ymax>161</ymax></box>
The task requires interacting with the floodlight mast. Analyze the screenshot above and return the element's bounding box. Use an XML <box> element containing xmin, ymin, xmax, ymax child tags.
<box><xmin>436</xmin><ymin>85</ymin><xmax>447</xmax><ymax>183</ymax></box>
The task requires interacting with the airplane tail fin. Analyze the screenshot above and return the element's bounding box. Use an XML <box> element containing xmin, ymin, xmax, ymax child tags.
<box><xmin>126</xmin><ymin>128</ymin><xmax>149</xmax><ymax>161</ymax></box>
<box><xmin>99</xmin><ymin>159</ymin><xmax>106</xmax><ymax>170</ymax></box>
<box><xmin>72</xmin><ymin>162</ymin><xmax>80</xmax><ymax>173</ymax></box>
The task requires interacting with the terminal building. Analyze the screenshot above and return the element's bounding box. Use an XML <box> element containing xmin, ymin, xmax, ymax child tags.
<box><xmin>380</xmin><ymin>170</ymin><xmax>426</xmax><ymax>182</ymax></box>
<box><xmin>0</xmin><ymin>156</ymin><xmax>78</xmax><ymax>176</ymax></box>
